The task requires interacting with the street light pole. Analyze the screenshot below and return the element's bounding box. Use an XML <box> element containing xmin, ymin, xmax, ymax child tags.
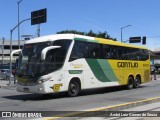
<box><xmin>9</xmin><ymin>30</ymin><xmax>13</xmax><ymax>85</ymax></box>
<box><xmin>18</xmin><ymin>0</ymin><xmax>23</xmax><ymax>49</ymax></box>
<box><xmin>2</xmin><ymin>37</ymin><xmax>4</xmax><ymax>65</ymax></box>
<box><xmin>9</xmin><ymin>17</ymin><xmax>31</xmax><ymax>85</ymax></box>
<box><xmin>121</xmin><ymin>25</ymin><xmax>131</xmax><ymax>42</ymax></box>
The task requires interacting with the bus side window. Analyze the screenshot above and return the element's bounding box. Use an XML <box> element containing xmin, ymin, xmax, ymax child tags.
<box><xmin>109</xmin><ymin>46</ymin><xmax>118</xmax><ymax>59</ymax></box>
<box><xmin>104</xmin><ymin>50</ymin><xmax>108</xmax><ymax>58</ymax></box>
<box><xmin>89</xmin><ymin>43</ymin><xmax>95</xmax><ymax>58</ymax></box>
<box><xmin>88</xmin><ymin>43</ymin><xmax>101</xmax><ymax>59</ymax></box>
<box><xmin>79</xmin><ymin>42</ymin><xmax>89</xmax><ymax>58</ymax></box>
<box><xmin>134</xmin><ymin>48</ymin><xmax>139</xmax><ymax>60</ymax></box>
<box><xmin>70</xmin><ymin>42</ymin><xmax>79</xmax><ymax>61</ymax></box>
<box><xmin>69</xmin><ymin>41</ymin><xmax>89</xmax><ymax>61</ymax></box>
<box><xmin>128</xmin><ymin>48</ymin><xmax>133</xmax><ymax>60</ymax></box>
<box><xmin>102</xmin><ymin>44</ymin><xmax>110</xmax><ymax>59</ymax></box>
<box><xmin>139</xmin><ymin>49</ymin><xmax>148</xmax><ymax>60</ymax></box>
<box><xmin>122</xmin><ymin>47</ymin><xmax>128</xmax><ymax>60</ymax></box>
<box><xmin>143</xmin><ymin>50</ymin><xmax>149</xmax><ymax>60</ymax></box>
<box><xmin>105</xmin><ymin>48</ymin><xmax>110</xmax><ymax>58</ymax></box>
<box><xmin>134</xmin><ymin>49</ymin><xmax>140</xmax><ymax>60</ymax></box>
<box><xmin>117</xmin><ymin>47</ymin><xmax>123</xmax><ymax>59</ymax></box>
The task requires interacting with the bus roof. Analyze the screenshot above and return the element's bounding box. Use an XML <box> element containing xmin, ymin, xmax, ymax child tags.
<box><xmin>26</xmin><ymin>34</ymin><xmax>75</xmax><ymax>44</ymax></box>
<box><xmin>26</xmin><ymin>34</ymin><xmax>148</xmax><ymax>50</ymax></box>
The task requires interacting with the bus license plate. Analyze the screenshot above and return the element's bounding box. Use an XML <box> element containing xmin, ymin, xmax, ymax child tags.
<box><xmin>24</xmin><ymin>87</ymin><xmax>29</xmax><ymax>92</ymax></box>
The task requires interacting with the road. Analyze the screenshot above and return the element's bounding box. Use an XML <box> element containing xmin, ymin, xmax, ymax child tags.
<box><xmin>0</xmin><ymin>79</ymin><xmax>160</xmax><ymax>118</ymax></box>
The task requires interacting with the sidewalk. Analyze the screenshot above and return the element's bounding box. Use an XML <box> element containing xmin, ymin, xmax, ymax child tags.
<box><xmin>150</xmin><ymin>74</ymin><xmax>160</xmax><ymax>80</ymax></box>
<box><xmin>0</xmin><ymin>78</ymin><xmax>16</xmax><ymax>88</ymax></box>
<box><xmin>75</xmin><ymin>102</ymin><xmax>160</xmax><ymax>120</ymax></box>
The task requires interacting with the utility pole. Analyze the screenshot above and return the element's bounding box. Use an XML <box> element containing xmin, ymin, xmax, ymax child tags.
<box><xmin>2</xmin><ymin>37</ymin><xmax>4</xmax><ymax>65</ymax></box>
<box><xmin>18</xmin><ymin>0</ymin><xmax>23</xmax><ymax>49</ymax></box>
<box><xmin>37</xmin><ymin>24</ymin><xmax>40</xmax><ymax>37</ymax></box>
<box><xmin>121</xmin><ymin>25</ymin><xmax>132</xmax><ymax>42</ymax></box>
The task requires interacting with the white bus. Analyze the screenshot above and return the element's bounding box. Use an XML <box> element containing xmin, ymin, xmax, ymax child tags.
<box><xmin>15</xmin><ymin>34</ymin><xmax>150</xmax><ymax>97</ymax></box>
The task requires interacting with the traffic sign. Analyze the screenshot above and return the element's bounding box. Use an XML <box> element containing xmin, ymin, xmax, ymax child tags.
<box><xmin>31</xmin><ymin>8</ymin><xmax>47</xmax><ymax>25</ymax></box>
<box><xmin>142</xmin><ymin>36</ymin><xmax>146</xmax><ymax>45</ymax></box>
<box><xmin>129</xmin><ymin>37</ymin><xmax>141</xmax><ymax>43</ymax></box>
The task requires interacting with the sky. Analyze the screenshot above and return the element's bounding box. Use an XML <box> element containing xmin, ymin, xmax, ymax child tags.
<box><xmin>0</xmin><ymin>0</ymin><xmax>160</xmax><ymax>50</ymax></box>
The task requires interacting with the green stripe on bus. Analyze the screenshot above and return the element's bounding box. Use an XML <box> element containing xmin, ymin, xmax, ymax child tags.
<box><xmin>97</xmin><ymin>59</ymin><xmax>118</xmax><ymax>82</ymax></box>
<box><xmin>69</xmin><ymin>70</ymin><xmax>83</xmax><ymax>74</ymax></box>
<box><xmin>86</xmin><ymin>59</ymin><xmax>118</xmax><ymax>82</ymax></box>
<box><xmin>74</xmin><ymin>38</ymin><xmax>98</xmax><ymax>43</ymax></box>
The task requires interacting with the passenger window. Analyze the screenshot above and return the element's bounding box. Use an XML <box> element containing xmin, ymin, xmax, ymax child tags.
<box><xmin>88</xmin><ymin>43</ymin><xmax>101</xmax><ymax>59</ymax></box>
<box><xmin>69</xmin><ymin>41</ymin><xmax>89</xmax><ymax>61</ymax></box>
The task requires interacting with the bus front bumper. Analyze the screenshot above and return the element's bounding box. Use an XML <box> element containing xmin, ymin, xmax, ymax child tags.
<box><xmin>16</xmin><ymin>83</ymin><xmax>49</xmax><ymax>94</ymax></box>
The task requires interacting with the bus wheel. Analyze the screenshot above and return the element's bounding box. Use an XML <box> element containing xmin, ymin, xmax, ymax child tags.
<box><xmin>68</xmin><ymin>81</ymin><xmax>80</xmax><ymax>97</ymax></box>
<box><xmin>134</xmin><ymin>76</ymin><xmax>141</xmax><ymax>88</ymax></box>
<box><xmin>127</xmin><ymin>76</ymin><xmax>134</xmax><ymax>89</ymax></box>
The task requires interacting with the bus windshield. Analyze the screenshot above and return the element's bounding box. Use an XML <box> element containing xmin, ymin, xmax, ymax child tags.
<box><xmin>17</xmin><ymin>42</ymin><xmax>50</xmax><ymax>77</ymax></box>
<box><xmin>17</xmin><ymin>40</ymin><xmax>72</xmax><ymax>77</ymax></box>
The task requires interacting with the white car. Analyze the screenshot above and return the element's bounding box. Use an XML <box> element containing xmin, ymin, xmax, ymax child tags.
<box><xmin>0</xmin><ymin>69</ymin><xmax>13</xmax><ymax>80</ymax></box>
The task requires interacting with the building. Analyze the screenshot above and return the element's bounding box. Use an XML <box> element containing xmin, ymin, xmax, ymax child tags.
<box><xmin>151</xmin><ymin>47</ymin><xmax>160</xmax><ymax>64</ymax></box>
<box><xmin>0</xmin><ymin>40</ymin><xmax>26</xmax><ymax>64</ymax></box>
<box><xmin>150</xmin><ymin>47</ymin><xmax>160</xmax><ymax>72</ymax></box>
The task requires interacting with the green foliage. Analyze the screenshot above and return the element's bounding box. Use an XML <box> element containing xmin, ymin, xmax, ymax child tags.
<box><xmin>57</xmin><ymin>30</ymin><xmax>117</xmax><ymax>41</ymax></box>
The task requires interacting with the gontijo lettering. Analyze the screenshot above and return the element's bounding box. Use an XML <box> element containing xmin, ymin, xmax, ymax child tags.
<box><xmin>117</xmin><ymin>62</ymin><xmax>138</xmax><ymax>68</ymax></box>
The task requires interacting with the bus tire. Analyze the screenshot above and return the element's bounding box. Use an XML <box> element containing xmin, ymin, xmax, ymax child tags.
<box><xmin>68</xmin><ymin>80</ymin><xmax>80</xmax><ymax>97</ymax></box>
<box><xmin>127</xmin><ymin>76</ymin><xmax>134</xmax><ymax>90</ymax></box>
<box><xmin>134</xmin><ymin>76</ymin><xmax>141</xmax><ymax>88</ymax></box>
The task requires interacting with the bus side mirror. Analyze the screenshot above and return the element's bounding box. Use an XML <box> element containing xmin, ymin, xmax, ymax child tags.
<box><xmin>41</xmin><ymin>46</ymin><xmax>61</xmax><ymax>60</ymax></box>
<box><xmin>11</xmin><ymin>49</ymin><xmax>21</xmax><ymax>61</ymax></box>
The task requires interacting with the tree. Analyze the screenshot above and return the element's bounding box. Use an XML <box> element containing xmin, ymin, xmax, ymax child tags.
<box><xmin>56</xmin><ymin>30</ymin><xmax>117</xmax><ymax>41</ymax></box>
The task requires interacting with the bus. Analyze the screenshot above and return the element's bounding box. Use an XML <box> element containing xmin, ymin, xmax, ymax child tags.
<box><xmin>14</xmin><ymin>34</ymin><xmax>150</xmax><ymax>97</ymax></box>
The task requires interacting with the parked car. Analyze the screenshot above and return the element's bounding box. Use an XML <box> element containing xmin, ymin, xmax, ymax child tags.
<box><xmin>0</xmin><ymin>69</ymin><xmax>13</xmax><ymax>80</ymax></box>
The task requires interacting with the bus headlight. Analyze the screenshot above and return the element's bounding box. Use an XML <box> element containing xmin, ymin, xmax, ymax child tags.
<box><xmin>36</xmin><ymin>76</ymin><xmax>52</xmax><ymax>84</ymax></box>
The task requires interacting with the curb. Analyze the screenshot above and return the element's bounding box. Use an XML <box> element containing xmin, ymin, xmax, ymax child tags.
<box><xmin>89</xmin><ymin>96</ymin><xmax>160</xmax><ymax>111</ymax></box>
<box><xmin>45</xmin><ymin>96</ymin><xmax>160</xmax><ymax>120</ymax></box>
